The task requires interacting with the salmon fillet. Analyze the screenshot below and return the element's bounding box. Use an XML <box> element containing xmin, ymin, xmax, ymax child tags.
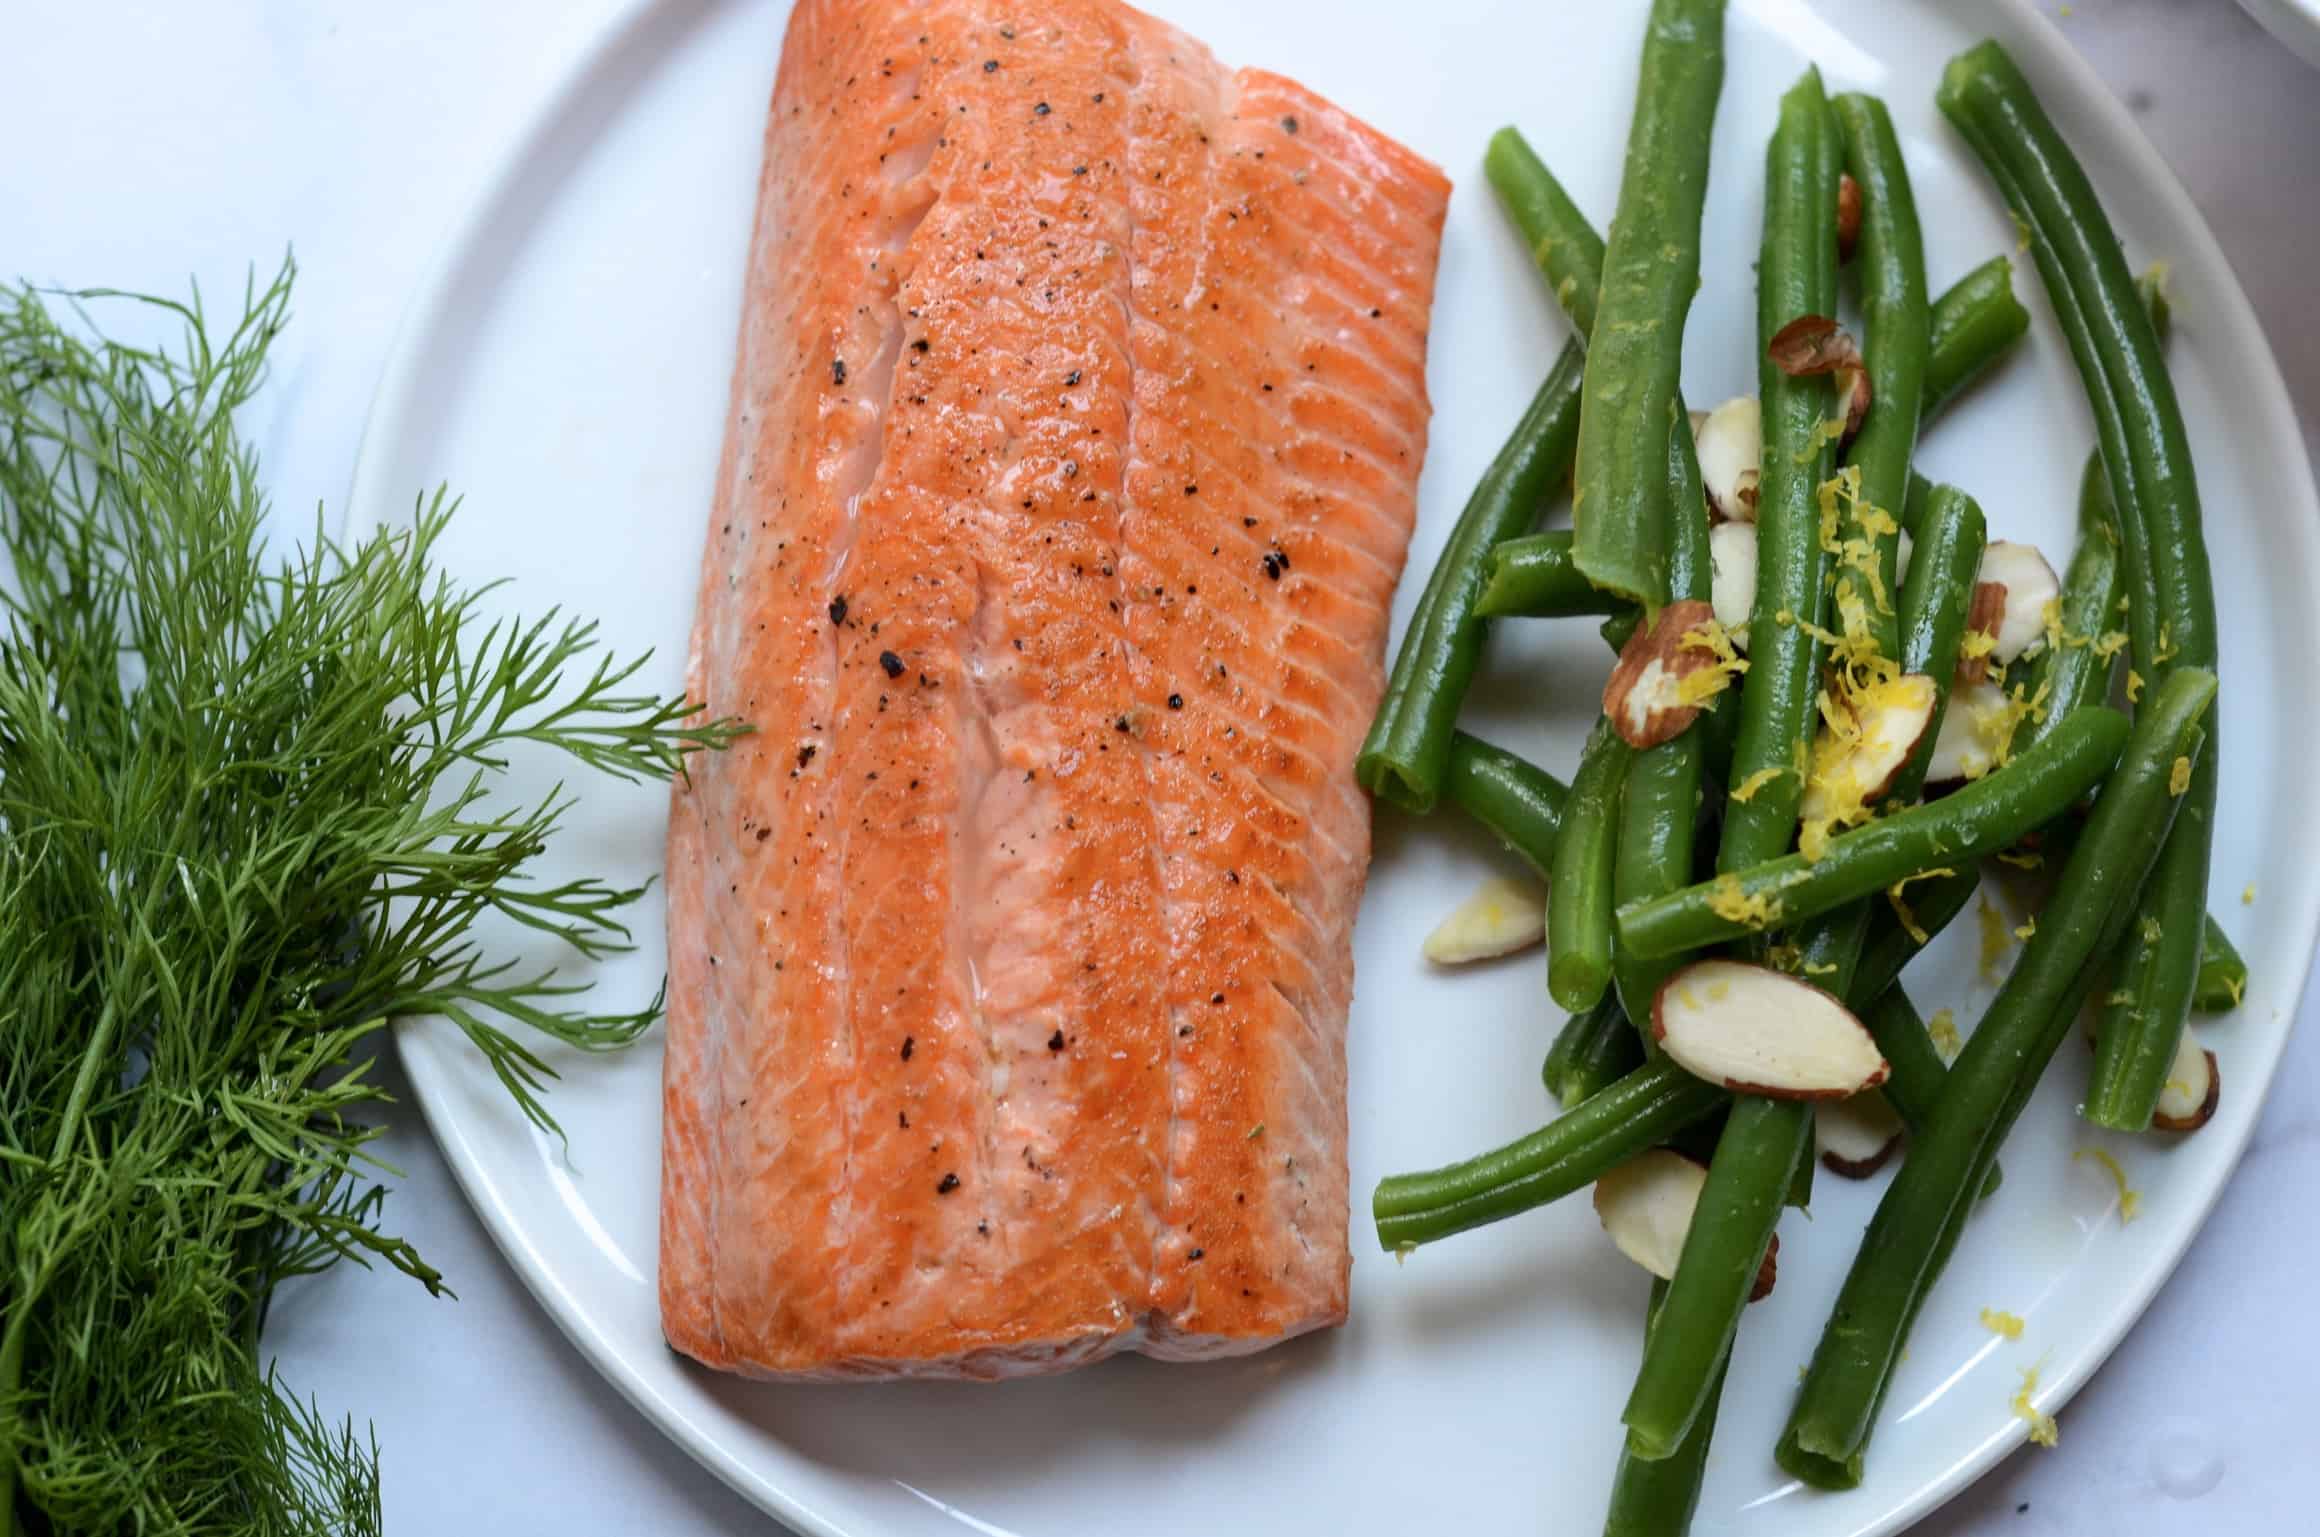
<box><xmin>660</xmin><ymin>0</ymin><xmax>1447</xmax><ymax>1381</ymax></box>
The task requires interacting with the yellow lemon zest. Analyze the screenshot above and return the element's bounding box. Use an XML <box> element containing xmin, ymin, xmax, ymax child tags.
<box><xmin>1927</xmin><ymin>1007</ymin><xmax>1961</xmax><ymax>1060</ymax></box>
<box><xmin>1728</xmin><ymin>765</ymin><xmax>1786</xmax><ymax>803</ymax></box>
<box><xmin>1707</xmin><ymin>874</ymin><xmax>1782</xmax><ymax>930</ymax></box>
<box><xmin>1978</xmin><ymin>895</ymin><xmax>2014</xmax><ymax>981</ymax></box>
<box><xmin>2074</xmin><ymin>1145</ymin><xmax>2141</xmax><ymax>1224</ymax></box>
<box><xmin>1980</xmin><ymin>1308</ymin><xmax>2026</xmax><ymax>1340</ymax></box>
<box><xmin>2014</xmin><ymin>916</ymin><xmax>2037</xmax><ymax>943</ymax></box>
<box><xmin>1995</xmin><ymin>849</ymin><xmax>2043</xmax><ymax>871</ymax></box>
<box><xmin>2243</xmin><ymin>883</ymin><xmax>2257</xmax><ymax>906</ymax></box>
<box><xmin>2127</xmin><ymin>668</ymin><xmax>2145</xmax><ymax>702</ymax></box>
<box><xmin>2012</xmin><ymin>1366</ymin><xmax>2059</xmax><ymax>1448</ymax></box>
<box><xmin>2169</xmin><ymin>755</ymin><xmax>2191</xmax><ymax>796</ymax></box>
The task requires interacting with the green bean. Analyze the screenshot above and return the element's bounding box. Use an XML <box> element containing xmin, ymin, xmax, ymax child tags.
<box><xmin>2196</xmin><ymin>914</ymin><xmax>2248</xmax><ymax>1012</ymax></box>
<box><xmin>2020</xmin><ymin>457</ymin><xmax>2127</xmax><ymax>753</ymax></box>
<box><xmin>1622</xmin><ymin>1094</ymin><xmax>1809</xmax><ymax>1459</ymax></box>
<box><xmin>1604</xmin><ymin>1280</ymin><xmax>1727</xmax><ymax>1537</ymax></box>
<box><xmin>1891</xmin><ymin>483</ymin><xmax>1987</xmax><ymax>790</ymax></box>
<box><xmin>1551</xmin><ymin>718</ymin><xmax>1633</xmax><ymax>1012</ymax></box>
<box><xmin>1486</xmin><ymin>128</ymin><xmax>1608</xmax><ymax>338</ymax></box>
<box><xmin>1359</xmin><ymin>352</ymin><xmax>1585</xmax><ymax>812</ymax></box>
<box><xmin>2021</xmin><ymin>269</ymin><xmax>2172</xmax><ymax>752</ymax></box>
<box><xmin>1614</xmin><ymin>403</ymin><xmax>1717</xmax><ymax>1023</ymax></box>
<box><xmin>1720</xmin><ymin>68</ymin><xmax>1842</xmax><ymax>872</ymax></box>
<box><xmin>1781</xmin><ymin>667</ymin><xmax>2215</xmax><ymax>1487</ymax></box>
<box><xmin>1372</xmin><ymin>1060</ymin><xmax>1727</xmax><ymax>1250</ymax></box>
<box><xmin>1569</xmin><ymin>0</ymin><xmax>1728</xmax><ymax>611</ymax></box>
<box><xmin>1624</xmin><ymin>706</ymin><xmax>2128</xmax><ymax>957</ymax></box>
<box><xmin>1832</xmin><ymin>93</ymin><xmax>1927</xmax><ymax>660</ymax></box>
<box><xmin>1922</xmin><ymin>254</ymin><xmax>2031</xmax><ymax>418</ymax></box>
<box><xmin>1473</xmin><ymin>531</ymin><xmax>1626</xmax><ymax>619</ymax></box>
<box><xmin>1941</xmin><ymin>41</ymin><xmax>2219</xmax><ymax>1134</ymax></box>
<box><xmin>1620</xmin><ymin>70</ymin><xmax>1837</xmax><ymax>1464</ymax></box>
<box><xmin>1861</xmin><ymin>984</ymin><xmax>2002</xmax><ymax>1198</ymax></box>
<box><xmin>1546</xmin><ymin>993</ymin><xmax>1648</xmax><ymax>1107</ymax></box>
<box><xmin>1443</xmin><ymin>730</ymin><xmax>1569</xmax><ymax>878</ymax></box>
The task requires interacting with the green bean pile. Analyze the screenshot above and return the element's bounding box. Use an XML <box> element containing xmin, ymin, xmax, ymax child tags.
<box><xmin>1361</xmin><ymin>16</ymin><xmax>2235</xmax><ymax>1531</ymax></box>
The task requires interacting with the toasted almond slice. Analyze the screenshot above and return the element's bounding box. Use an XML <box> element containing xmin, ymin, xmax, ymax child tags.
<box><xmin>1925</xmin><ymin>677</ymin><xmax>2013</xmax><ymax>785</ymax></box>
<box><xmin>1980</xmin><ymin>542</ymin><xmax>2062</xmax><ymax>662</ymax></box>
<box><xmin>1709</xmin><ymin>520</ymin><xmax>1758</xmax><ymax>652</ymax></box>
<box><xmin>1817</xmin><ymin>1089</ymin><xmax>1905</xmax><ymax>1177</ymax></box>
<box><xmin>1750</xmin><ymin>1232</ymin><xmax>1780</xmax><ymax>1303</ymax></box>
<box><xmin>1837</xmin><ymin>172</ymin><xmax>1863</xmax><ymax>263</ymax></box>
<box><xmin>1421</xmin><ymin>873</ymin><xmax>1548</xmax><ymax>965</ymax></box>
<box><xmin>1652</xmin><ymin>959</ymin><xmax>1890</xmax><ymax>1099</ymax></box>
<box><xmin>2152</xmin><ymin>1030</ymin><xmax>2220</xmax><ymax>1132</ymax></box>
<box><xmin>1593</xmin><ymin>1148</ymin><xmax>1706</xmax><ymax>1282</ymax></box>
<box><xmin>1837</xmin><ymin>363</ymin><xmax>1873</xmax><ymax>440</ymax></box>
<box><xmin>1957</xmin><ymin>581</ymin><xmax>2009</xmax><ymax>685</ymax></box>
<box><xmin>1767</xmin><ymin>314</ymin><xmax>1872</xmax><ymax>439</ymax></box>
<box><xmin>1602</xmin><ymin>598</ymin><xmax>1723</xmax><ymax>750</ymax></box>
<box><xmin>1800</xmin><ymin>672</ymin><xmax>1940</xmax><ymax>831</ymax></box>
<box><xmin>1695</xmin><ymin>395</ymin><xmax>1762</xmax><ymax>522</ymax></box>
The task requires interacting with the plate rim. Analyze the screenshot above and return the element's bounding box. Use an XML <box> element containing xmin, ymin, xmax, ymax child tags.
<box><xmin>343</xmin><ymin>4</ymin><xmax>2320</xmax><ymax>1535</ymax></box>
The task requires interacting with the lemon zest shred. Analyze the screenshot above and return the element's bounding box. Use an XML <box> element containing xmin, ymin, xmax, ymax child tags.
<box><xmin>2243</xmin><ymin>883</ymin><xmax>2257</xmax><ymax>906</ymax></box>
<box><xmin>2074</xmin><ymin>1145</ymin><xmax>2141</xmax><ymax>1223</ymax></box>
<box><xmin>2014</xmin><ymin>916</ymin><xmax>2037</xmax><ymax>942</ymax></box>
<box><xmin>1803</xmin><ymin>960</ymin><xmax>1838</xmax><ymax>977</ymax></box>
<box><xmin>2091</xmin><ymin>628</ymin><xmax>2130</xmax><ymax>661</ymax></box>
<box><xmin>2154</xmin><ymin>622</ymin><xmax>2179</xmax><ymax>664</ymax></box>
<box><xmin>2168</xmin><ymin>755</ymin><xmax>2191</xmax><ymax>796</ymax></box>
<box><xmin>1729</xmin><ymin>765</ymin><xmax>1786</xmax><ymax>803</ymax></box>
<box><xmin>1978</xmin><ymin>895</ymin><xmax>2013</xmax><ymax>981</ymax></box>
<box><xmin>1707</xmin><ymin>874</ymin><xmax>1782</xmax><ymax>930</ymax></box>
<box><xmin>1927</xmin><ymin>1007</ymin><xmax>1961</xmax><ymax>1060</ymax></box>
<box><xmin>2224</xmin><ymin>974</ymin><xmax>2246</xmax><ymax>1006</ymax></box>
<box><xmin>2127</xmin><ymin>668</ymin><xmax>2145</xmax><ymax>702</ymax></box>
<box><xmin>1980</xmin><ymin>1308</ymin><xmax>2026</xmax><ymax>1340</ymax></box>
<box><xmin>1995</xmin><ymin>849</ymin><xmax>2044</xmax><ymax>871</ymax></box>
<box><xmin>2012</xmin><ymin>1366</ymin><xmax>2059</xmax><ymax>1448</ymax></box>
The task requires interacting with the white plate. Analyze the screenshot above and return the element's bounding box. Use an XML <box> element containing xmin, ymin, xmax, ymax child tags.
<box><xmin>347</xmin><ymin>1</ymin><xmax>2320</xmax><ymax>1532</ymax></box>
<box><xmin>2237</xmin><ymin>0</ymin><xmax>2320</xmax><ymax>69</ymax></box>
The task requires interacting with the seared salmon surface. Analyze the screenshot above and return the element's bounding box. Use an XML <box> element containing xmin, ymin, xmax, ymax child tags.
<box><xmin>661</xmin><ymin>0</ymin><xmax>1448</xmax><ymax>1380</ymax></box>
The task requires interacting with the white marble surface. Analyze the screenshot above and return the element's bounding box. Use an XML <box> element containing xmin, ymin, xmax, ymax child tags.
<box><xmin>4</xmin><ymin>1</ymin><xmax>2314</xmax><ymax>1531</ymax></box>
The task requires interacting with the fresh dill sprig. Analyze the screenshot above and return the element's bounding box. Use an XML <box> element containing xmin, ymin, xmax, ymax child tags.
<box><xmin>0</xmin><ymin>259</ymin><xmax>740</xmax><ymax>1533</ymax></box>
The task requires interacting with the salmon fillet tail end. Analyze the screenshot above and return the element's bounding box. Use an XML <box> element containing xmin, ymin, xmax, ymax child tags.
<box><xmin>660</xmin><ymin>0</ymin><xmax>1448</xmax><ymax>1382</ymax></box>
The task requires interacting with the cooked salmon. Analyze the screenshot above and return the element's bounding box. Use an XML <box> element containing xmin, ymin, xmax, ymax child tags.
<box><xmin>660</xmin><ymin>0</ymin><xmax>1449</xmax><ymax>1381</ymax></box>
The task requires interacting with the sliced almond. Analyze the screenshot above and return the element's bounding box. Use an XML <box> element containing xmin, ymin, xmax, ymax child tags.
<box><xmin>1767</xmin><ymin>314</ymin><xmax>1871</xmax><ymax>441</ymax></box>
<box><xmin>1695</xmin><ymin>395</ymin><xmax>1762</xmax><ymax>521</ymax></box>
<box><xmin>1957</xmin><ymin>581</ymin><xmax>2008</xmax><ymax>686</ymax></box>
<box><xmin>1800</xmin><ymin>672</ymin><xmax>1939</xmax><ymax>831</ymax></box>
<box><xmin>1895</xmin><ymin>528</ymin><xmax>1915</xmax><ymax>590</ymax></box>
<box><xmin>1925</xmin><ymin>677</ymin><xmax>2013</xmax><ymax>785</ymax></box>
<box><xmin>1979</xmin><ymin>542</ymin><xmax>2061</xmax><ymax>663</ymax></box>
<box><xmin>1837</xmin><ymin>172</ymin><xmax>1863</xmax><ymax>263</ymax></box>
<box><xmin>1651</xmin><ymin>959</ymin><xmax>1890</xmax><ymax>1100</ymax></box>
<box><xmin>1709</xmin><ymin>520</ymin><xmax>1758</xmax><ymax>652</ymax></box>
<box><xmin>1593</xmin><ymin>1148</ymin><xmax>1707</xmax><ymax>1282</ymax></box>
<box><xmin>1602</xmin><ymin>598</ymin><xmax>1723</xmax><ymax>750</ymax></box>
<box><xmin>1421</xmin><ymin>873</ymin><xmax>1547</xmax><ymax>965</ymax></box>
<box><xmin>2152</xmin><ymin>1030</ymin><xmax>2220</xmax><ymax>1133</ymax></box>
<box><xmin>1817</xmin><ymin>1089</ymin><xmax>1905</xmax><ymax>1177</ymax></box>
<box><xmin>1751</xmin><ymin>1233</ymin><xmax>1780</xmax><ymax>1303</ymax></box>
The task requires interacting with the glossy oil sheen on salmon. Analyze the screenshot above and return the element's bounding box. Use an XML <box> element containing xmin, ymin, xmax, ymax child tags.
<box><xmin>660</xmin><ymin>0</ymin><xmax>1448</xmax><ymax>1380</ymax></box>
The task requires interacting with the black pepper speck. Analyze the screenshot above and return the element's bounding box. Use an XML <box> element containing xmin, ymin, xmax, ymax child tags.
<box><xmin>900</xmin><ymin>1036</ymin><xmax>915</xmax><ymax>1061</ymax></box>
<box><xmin>1048</xmin><ymin>1029</ymin><xmax>1066</xmax><ymax>1051</ymax></box>
<box><xmin>937</xmin><ymin>1172</ymin><xmax>961</xmax><ymax>1194</ymax></box>
<box><xmin>880</xmin><ymin>650</ymin><xmax>905</xmax><ymax>678</ymax></box>
<box><xmin>832</xmin><ymin>358</ymin><xmax>847</xmax><ymax>385</ymax></box>
<box><xmin>983</xmin><ymin>59</ymin><xmax>999</xmax><ymax>72</ymax></box>
<box><xmin>1033</xmin><ymin>101</ymin><xmax>1050</xmax><ymax>116</ymax></box>
<box><xmin>1167</xmin><ymin>693</ymin><xmax>1183</xmax><ymax>710</ymax></box>
<box><xmin>828</xmin><ymin>594</ymin><xmax>848</xmax><ymax>625</ymax></box>
<box><xmin>796</xmin><ymin>744</ymin><xmax>817</xmax><ymax>769</ymax></box>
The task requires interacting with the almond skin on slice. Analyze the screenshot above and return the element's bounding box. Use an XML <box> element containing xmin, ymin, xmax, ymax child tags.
<box><xmin>2152</xmin><ymin>1030</ymin><xmax>2220</xmax><ymax>1133</ymax></box>
<box><xmin>1817</xmin><ymin>1088</ymin><xmax>1905</xmax><ymax>1177</ymax></box>
<box><xmin>1593</xmin><ymin>1148</ymin><xmax>1707</xmax><ymax>1282</ymax></box>
<box><xmin>1695</xmin><ymin>395</ymin><xmax>1762</xmax><ymax>521</ymax></box>
<box><xmin>1603</xmin><ymin>598</ymin><xmax>1723</xmax><ymax>750</ymax></box>
<box><xmin>1800</xmin><ymin>671</ymin><xmax>1939</xmax><ymax>830</ymax></box>
<box><xmin>1767</xmin><ymin>314</ymin><xmax>1872</xmax><ymax>440</ymax></box>
<box><xmin>1979</xmin><ymin>542</ymin><xmax>2062</xmax><ymax>662</ymax></box>
<box><xmin>1956</xmin><ymin>581</ymin><xmax>2008</xmax><ymax>686</ymax></box>
<box><xmin>1421</xmin><ymin>872</ymin><xmax>1548</xmax><ymax>965</ymax></box>
<box><xmin>1652</xmin><ymin>959</ymin><xmax>1890</xmax><ymax>1099</ymax></box>
<box><xmin>1709</xmin><ymin>520</ymin><xmax>1758</xmax><ymax>652</ymax></box>
<box><xmin>1836</xmin><ymin>173</ymin><xmax>1863</xmax><ymax>263</ymax></box>
<box><xmin>1750</xmin><ymin>1233</ymin><xmax>1780</xmax><ymax>1303</ymax></box>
